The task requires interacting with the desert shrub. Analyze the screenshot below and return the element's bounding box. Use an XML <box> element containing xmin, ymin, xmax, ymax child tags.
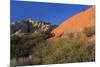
<box><xmin>30</xmin><ymin>35</ymin><xmax>95</xmax><ymax>64</ymax></box>
<box><xmin>83</xmin><ymin>26</ymin><xmax>95</xmax><ymax>37</ymax></box>
<box><xmin>11</xmin><ymin>35</ymin><xmax>21</xmax><ymax>44</ymax></box>
<box><xmin>11</xmin><ymin>34</ymin><xmax>46</xmax><ymax>59</ymax></box>
<box><xmin>11</xmin><ymin>29</ymin><xmax>95</xmax><ymax>66</ymax></box>
<box><xmin>67</xmin><ymin>32</ymin><xmax>74</xmax><ymax>39</ymax></box>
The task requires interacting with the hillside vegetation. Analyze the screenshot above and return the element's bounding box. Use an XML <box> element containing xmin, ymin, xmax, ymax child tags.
<box><xmin>11</xmin><ymin>26</ymin><xmax>95</xmax><ymax>66</ymax></box>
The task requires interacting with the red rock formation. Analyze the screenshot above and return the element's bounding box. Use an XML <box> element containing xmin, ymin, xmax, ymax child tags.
<box><xmin>52</xmin><ymin>6</ymin><xmax>95</xmax><ymax>38</ymax></box>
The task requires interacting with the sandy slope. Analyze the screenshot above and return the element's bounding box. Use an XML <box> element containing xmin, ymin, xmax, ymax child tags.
<box><xmin>52</xmin><ymin>6</ymin><xmax>95</xmax><ymax>38</ymax></box>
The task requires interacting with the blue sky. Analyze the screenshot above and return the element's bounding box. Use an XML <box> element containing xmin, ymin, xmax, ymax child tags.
<box><xmin>11</xmin><ymin>1</ymin><xmax>92</xmax><ymax>25</ymax></box>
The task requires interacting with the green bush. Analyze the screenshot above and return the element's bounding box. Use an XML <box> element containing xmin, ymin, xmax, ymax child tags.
<box><xmin>11</xmin><ymin>34</ymin><xmax>45</xmax><ymax>58</ymax></box>
<box><xmin>83</xmin><ymin>26</ymin><xmax>95</xmax><ymax>37</ymax></box>
<box><xmin>31</xmin><ymin>36</ymin><xmax>95</xmax><ymax>64</ymax></box>
<box><xmin>11</xmin><ymin>30</ymin><xmax>95</xmax><ymax>66</ymax></box>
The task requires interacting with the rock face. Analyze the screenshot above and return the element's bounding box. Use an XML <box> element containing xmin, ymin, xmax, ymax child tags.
<box><xmin>25</xmin><ymin>18</ymin><xmax>51</xmax><ymax>32</ymax></box>
<box><xmin>52</xmin><ymin>6</ymin><xmax>95</xmax><ymax>38</ymax></box>
<box><xmin>11</xmin><ymin>18</ymin><xmax>55</xmax><ymax>35</ymax></box>
<box><xmin>19</xmin><ymin>18</ymin><xmax>51</xmax><ymax>34</ymax></box>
